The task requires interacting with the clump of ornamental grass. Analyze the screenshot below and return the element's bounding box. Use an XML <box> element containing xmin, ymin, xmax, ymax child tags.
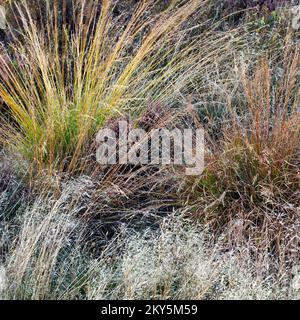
<box><xmin>0</xmin><ymin>165</ymin><xmax>179</xmax><ymax>299</ymax></box>
<box><xmin>3</xmin><ymin>206</ymin><xmax>299</xmax><ymax>300</ymax></box>
<box><xmin>0</xmin><ymin>0</ymin><xmax>243</xmax><ymax>176</ymax></box>
<box><xmin>2</xmin><ymin>180</ymin><xmax>92</xmax><ymax>300</ymax></box>
<box><xmin>184</xmin><ymin>44</ymin><xmax>300</xmax><ymax>268</ymax></box>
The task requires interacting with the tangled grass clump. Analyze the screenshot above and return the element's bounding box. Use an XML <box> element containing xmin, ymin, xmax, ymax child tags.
<box><xmin>184</xmin><ymin>42</ymin><xmax>300</xmax><ymax>269</ymax></box>
<box><xmin>1</xmin><ymin>0</ymin><xmax>300</xmax><ymax>301</ymax></box>
<box><xmin>0</xmin><ymin>0</ymin><xmax>244</xmax><ymax>176</ymax></box>
<box><xmin>2</xmin><ymin>204</ymin><xmax>299</xmax><ymax>300</ymax></box>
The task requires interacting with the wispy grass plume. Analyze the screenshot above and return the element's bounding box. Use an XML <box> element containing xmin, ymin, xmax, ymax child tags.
<box><xmin>0</xmin><ymin>0</ymin><xmax>241</xmax><ymax>175</ymax></box>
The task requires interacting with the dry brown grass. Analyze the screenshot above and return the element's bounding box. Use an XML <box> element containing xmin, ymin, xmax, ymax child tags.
<box><xmin>1</xmin><ymin>206</ymin><xmax>299</xmax><ymax>300</ymax></box>
<box><xmin>1</xmin><ymin>1</ymin><xmax>300</xmax><ymax>300</ymax></box>
<box><xmin>183</xmin><ymin>37</ymin><xmax>300</xmax><ymax>270</ymax></box>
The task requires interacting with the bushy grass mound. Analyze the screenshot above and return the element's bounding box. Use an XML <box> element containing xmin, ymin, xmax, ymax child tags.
<box><xmin>1</xmin><ymin>0</ymin><xmax>300</xmax><ymax>300</ymax></box>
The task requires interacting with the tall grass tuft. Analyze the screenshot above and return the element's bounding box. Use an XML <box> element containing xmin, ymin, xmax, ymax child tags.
<box><xmin>0</xmin><ymin>0</ymin><xmax>241</xmax><ymax>175</ymax></box>
<box><xmin>185</xmin><ymin>41</ymin><xmax>300</xmax><ymax>268</ymax></box>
